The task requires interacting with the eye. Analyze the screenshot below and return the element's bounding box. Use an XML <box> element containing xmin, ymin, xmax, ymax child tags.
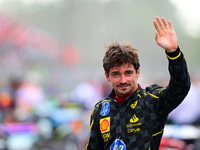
<box><xmin>111</xmin><ymin>72</ymin><xmax>119</xmax><ymax>77</ymax></box>
<box><xmin>113</xmin><ymin>73</ymin><xmax>119</xmax><ymax>77</ymax></box>
<box><xmin>126</xmin><ymin>71</ymin><xmax>133</xmax><ymax>76</ymax></box>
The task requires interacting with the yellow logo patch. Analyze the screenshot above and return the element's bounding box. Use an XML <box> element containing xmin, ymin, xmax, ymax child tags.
<box><xmin>130</xmin><ymin>114</ymin><xmax>139</xmax><ymax>123</ymax></box>
<box><xmin>100</xmin><ymin>117</ymin><xmax>110</xmax><ymax>134</ymax></box>
<box><xmin>102</xmin><ymin>133</ymin><xmax>110</xmax><ymax>142</ymax></box>
<box><xmin>131</xmin><ymin>101</ymin><xmax>138</xmax><ymax>109</ymax></box>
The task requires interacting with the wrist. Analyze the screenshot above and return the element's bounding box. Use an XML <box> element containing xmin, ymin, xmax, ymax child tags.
<box><xmin>165</xmin><ymin>45</ymin><xmax>178</xmax><ymax>53</ymax></box>
<box><xmin>165</xmin><ymin>46</ymin><xmax>183</xmax><ymax>62</ymax></box>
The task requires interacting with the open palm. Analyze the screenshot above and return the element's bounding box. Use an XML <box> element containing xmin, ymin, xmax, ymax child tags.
<box><xmin>153</xmin><ymin>16</ymin><xmax>178</xmax><ymax>53</ymax></box>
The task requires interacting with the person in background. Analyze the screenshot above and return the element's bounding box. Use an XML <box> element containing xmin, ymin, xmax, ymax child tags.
<box><xmin>159</xmin><ymin>138</ymin><xmax>194</xmax><ymax>150</ymax></box>
<box><xmin>85</xmin><ymin>16</ymin><xmax>190</xmax><ymax>150</ymax></box>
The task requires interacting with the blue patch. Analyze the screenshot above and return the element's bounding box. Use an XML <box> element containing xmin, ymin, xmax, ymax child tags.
<box><xmin>110</xmin><ymin>139</ymin><xmax>126</xmax><ymax>150</ymax></box>
<box><xmin>101</xmin><ymin>102</ymin><xmax>110</xmax><ymax>116</ymax></box>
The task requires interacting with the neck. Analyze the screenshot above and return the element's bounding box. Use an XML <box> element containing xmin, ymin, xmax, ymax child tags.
<box><xmin>114</xmin><ymin>85</ymin><xmax>139</xmax><ymax>104</ymax></box>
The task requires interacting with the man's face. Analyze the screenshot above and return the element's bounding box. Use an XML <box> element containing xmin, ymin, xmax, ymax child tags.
<box><xmin>105</xmin><ymin>63</ymin><xmax>140</xmax><ymax>96</ymax></box>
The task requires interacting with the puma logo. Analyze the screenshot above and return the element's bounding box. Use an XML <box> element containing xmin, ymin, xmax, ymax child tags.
<box><xmin>130</xmin><ymin>114</ymin><xmax>139</xmax><ymax>123</ymax></box>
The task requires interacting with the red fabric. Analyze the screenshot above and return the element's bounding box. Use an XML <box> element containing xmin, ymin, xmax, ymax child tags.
<box><xmin>159</xmin><ymin>138</ymin><xmax>187</xmax><ymax>150</ymax></box>
<box><xmin>114</xmin><ymin>85</ymin><xmax>139</xmax><ymax>104</ymax></box>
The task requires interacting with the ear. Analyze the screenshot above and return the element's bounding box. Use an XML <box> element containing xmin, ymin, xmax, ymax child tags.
<box><xmin>105</xmin><ymin>72</ymin><xmax>110</xmax><ymax>82</ymax></box>
<box><xmin>136</xmin><ymin>68</ymin><xmax>140</xmax><ymax>78</ymax></box>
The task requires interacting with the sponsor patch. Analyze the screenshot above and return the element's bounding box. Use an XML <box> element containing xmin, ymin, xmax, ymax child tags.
<box><xmin>130</xmin><ymin>114</ymin><xmax>139</xmax><ymax>123</ymax></box>
<box><xmin>131</xmin><ymin>100</ymin><xmax>138</xmax><ymax>109</ymax></box>
<box><xmin>127</xmin><ymin>127</ymin><xmax>141</xmax><ymax>133</ymax></box>
<box><xmin>101</xmin><ymin>102</ymin><xmax>110</xmax><ymax>116</ymax></box>
<box><xmin>110</xmin><ymin>139</ymin><xmax>126</xmax><ymax>150</ymax></box>
<box><xmin>100</xmin><ymin>117</ymin><xmax>110</xmax><ymax>134</ymax></box>
<box><xmin>102</xmin><ymin>132</ymin><xmax>110</xmax><ymax>142</ymax></box>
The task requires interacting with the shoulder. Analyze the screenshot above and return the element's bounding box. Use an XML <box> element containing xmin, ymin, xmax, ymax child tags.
<box><xmin>93</xmin><ymin>98</ymin><xmax>112</xmax><ymax>111</ymax></box>
<box><xmin>145</xmin><ymin>84</ymin><xmax>165</xmax><ymax>98</ymax></box>
<box><xmin>95</xmin><ymin>98</ymin><xmax>112</xmax><ymax>106</ymax></box>
<box><xmin>91</xmin><ymin>98</ymin><xmax>112</xmax><ymax>118</ymax></box>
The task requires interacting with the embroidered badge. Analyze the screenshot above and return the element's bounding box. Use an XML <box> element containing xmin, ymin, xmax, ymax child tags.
<box><xmin>131</xmin><ymin>100</ymin><xmax>138</xmax><ymax>109</ymax></box>
<box><xmin>130</xmin><ymin>114</ymin><xmax>139</xmax><ymax>123</ymax></box>
<box><xmin>101</xmin><ymin>102</ymin><xmax>110</xmax><ymax>116</ymax></box>
<box><xmin>100</xmin><ymin>117</ymin><xmax>110</xmax><ymax>134</ymax></box>
<box><xmin>110</xmin><ymin>139</ymin><xmax>126</xmax><ymax>150</ymax></box>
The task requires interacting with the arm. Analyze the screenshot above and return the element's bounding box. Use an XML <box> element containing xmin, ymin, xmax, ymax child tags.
<box><xmin>85</xmin><ymin>105</ymin><xmax>104</xmax><ymax>150</ymax></box>
<box><xmin>152</xmin><ymin>17</ymin><xmax>191</xmax><ymax>116</ymax></box>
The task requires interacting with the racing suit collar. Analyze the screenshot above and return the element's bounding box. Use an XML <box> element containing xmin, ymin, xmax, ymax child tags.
<box><xmin>108</xmin><ymin>84</ymin><xmax>143</xmax><ymax>104</ymax></box>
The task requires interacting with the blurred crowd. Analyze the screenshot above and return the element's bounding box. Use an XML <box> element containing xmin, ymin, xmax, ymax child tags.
<box><xmin>158</xmin><ymin>76</ymin><xmax>200</xmax><ymax>150</ymax></box>
<box><xmin>0</xmin><ymin>75</ymin><xmax>200</xmax><ymax>150</ymax></box>
<box><xmin>0</xmin><ymin>76</ymin><xmax>111</xmax><ymax>150</ymax></box>
<box><xmin>0</xmin><ymin>11</ymin><xmax>112</xmax><ymax>150</ymax></box>
<box><xmin>1</xmin><ymin>11</ymin><xmax>200</xmax><ymax>150</ymax></box>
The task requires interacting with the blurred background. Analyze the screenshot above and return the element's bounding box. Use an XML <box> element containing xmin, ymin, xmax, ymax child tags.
<box><xmin>0</xmin><ymin>0</ymin><xmax>200</xmax><ymax>149</ymax></box>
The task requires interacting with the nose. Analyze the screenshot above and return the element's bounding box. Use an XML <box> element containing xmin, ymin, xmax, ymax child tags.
<box><xmin>120</xmin><ymin>75</ymin><xmax>127</xmax><ymax>84</ymax></box>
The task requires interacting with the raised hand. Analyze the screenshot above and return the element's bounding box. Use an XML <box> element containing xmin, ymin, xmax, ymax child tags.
<box><xmin>153</xmin><ymin>16</ymin><xmax>178</xmax><ymax>53</ymax></box>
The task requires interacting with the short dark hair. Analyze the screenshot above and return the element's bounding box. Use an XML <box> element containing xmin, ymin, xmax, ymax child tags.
<box><xmin>103</xmin><ymin>41</ymin><xmax>140</xmax><ymax>75</ymax></box>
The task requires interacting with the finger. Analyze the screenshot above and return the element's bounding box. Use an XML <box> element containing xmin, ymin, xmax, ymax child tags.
<box><xmin>155</xmin><ymin>32</ymin><xmax>158</xmax><ymax>39</ymax></box>
<box><xmin>168</xmin><ymin>20</ymin><xmax>174</xmax><ymax>31</ymax></box>
<box><xmin>154</xmin><ymin>32</ymin><xmax>159</xmax><ymax>43</ymax></box>
<box><xmin>153</xmin><ymin>20</ymin><xmax>161</xmax><ymax>33</ymax></box>
<box><xmin>161</xmin><ymin>17</ymin><xmax>169</xmax><ymax>29</ymax></box>
<box><xmin>156</xmin><ymin>16</ymin><xmax>165</xmax><ymax>30</ymax></box>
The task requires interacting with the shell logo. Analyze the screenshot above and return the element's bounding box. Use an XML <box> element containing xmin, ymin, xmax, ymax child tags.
<box><xmin>100</xmin><ymin>117</ymin><xmax>110</xmax><ymax>134</ymax></box>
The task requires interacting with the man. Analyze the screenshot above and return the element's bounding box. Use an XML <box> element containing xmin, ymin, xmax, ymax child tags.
<box><xmin>85</xmin><ymin>16</ymin><xmax>190</xmax><ymax>150</ymax></box>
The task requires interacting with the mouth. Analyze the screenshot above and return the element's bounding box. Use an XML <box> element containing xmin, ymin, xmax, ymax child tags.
<box><xmin>117</xmin><ymin>84</ymin><xmax>130</xmax><ymax>89</ymax></box>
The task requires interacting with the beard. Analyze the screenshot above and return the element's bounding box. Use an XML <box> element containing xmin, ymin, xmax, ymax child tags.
<box><xmin>115</xmin><ymin>83</ymin><xmax>133</xmax><ymax>96</ymax></box>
